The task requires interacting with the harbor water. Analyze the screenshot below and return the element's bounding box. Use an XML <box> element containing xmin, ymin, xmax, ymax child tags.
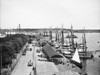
<box><xmin>52</xmin><ymin>32</ymin><xmax>100</xmax><ymax>75</ymax></box>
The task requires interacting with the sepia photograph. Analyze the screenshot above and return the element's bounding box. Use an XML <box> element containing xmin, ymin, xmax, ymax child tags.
<box><xmin>0</xmin><ymin>0</ymin><xmax>100</xmax><ymax>75</ymax></box>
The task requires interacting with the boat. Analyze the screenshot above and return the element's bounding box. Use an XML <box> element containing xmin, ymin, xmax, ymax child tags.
<box><xmin>78</xmin><ymin>28</ymin><xmax>93</xmax><ymax>59</ymax></box>
<box><xmin>64</xmin><ymin>27</ymin><xmax>93</xmax><ymax>59</ymax></box>
<box><xmin>70</xmin><ymin>49</ymin><xmax>82</xmax><ymax>69</ymax></box>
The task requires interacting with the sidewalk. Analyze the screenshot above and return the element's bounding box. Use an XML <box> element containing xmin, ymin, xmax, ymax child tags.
<box><xmin>10</xmin><ymin>42</ymin><xmax>28</xmax><ymax>71</ymax></box>
<box><xmin>1</xmin><ymin>42</ymin><xmax>28</xmax><ymax>75</ymax></box>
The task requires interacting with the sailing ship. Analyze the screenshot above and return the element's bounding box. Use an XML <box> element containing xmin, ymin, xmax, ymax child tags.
<box><xmin>64</xmin><ymin>26</ymin><xmax>93</xmax><ymax>59</ymax></box>
<box><xmin>70</xmin><ymin>49</ymin><xmax>82</xmax><ymax>69</ymax></box>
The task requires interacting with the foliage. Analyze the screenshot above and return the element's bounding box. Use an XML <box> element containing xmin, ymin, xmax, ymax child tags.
<box><xmin>0</xmin><ymin>34</ymin><xmax>28</xmax><ymax>67</ymax></box>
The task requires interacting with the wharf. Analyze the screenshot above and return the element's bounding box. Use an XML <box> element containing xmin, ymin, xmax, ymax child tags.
<box><xmin>34</xmin><ymin>43</ymin><xmax>81</xmax><ymax>75</ymax></box>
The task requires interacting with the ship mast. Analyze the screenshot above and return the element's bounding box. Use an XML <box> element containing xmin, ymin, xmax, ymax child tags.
<box><xmin>82</xmin><ymin>27</ymin><xmax>87</xmax><ymax>75</ymax></box>
<box><xmin>61</xmin><ymin>24</ymin><xmax>64</xmax><ymax>48</ymax></box>
<box><xmin>18</xmin><ymin>24</ymin><xmax>21</xmax><ymax>34</ymax></box>
<box><xmin>49</xmin><ymin>26</ymin><xmax>52</xmax><ymax>42</ymax></box>
<box><xmin>55</xmin><ymin>26</ymin><xmax>58</xmax><ymax>42</ymax></box>
<box><xmin>70</xmin><ymin>25</ymin><xmax>75</xmax><ymax>52</ymax></box>
<box><xmin>83</xmin><ymin>27</ymin><xmax>87</xmax><ymax>53</ymax></box>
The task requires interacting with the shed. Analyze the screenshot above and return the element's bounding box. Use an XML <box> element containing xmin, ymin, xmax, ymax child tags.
<box><xmin>43</xmin><ymin>44</ymin><xmax>63</xmax><ymax>59</ymax></box>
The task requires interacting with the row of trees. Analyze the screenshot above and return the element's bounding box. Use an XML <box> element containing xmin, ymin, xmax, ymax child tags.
<box><xmin>0</xmin><ymin>34</ymin><xmax>29</xmax><ymax>68</ymax></box>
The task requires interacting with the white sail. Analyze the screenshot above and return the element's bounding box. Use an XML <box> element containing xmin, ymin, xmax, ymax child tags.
<box><xmin>72</xmin><ymin>49</ymin><xmax>81</xmax><ymax>63</ymax></box>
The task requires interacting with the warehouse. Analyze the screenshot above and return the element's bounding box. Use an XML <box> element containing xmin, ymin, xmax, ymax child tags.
<box><xmin>42</xmin><ymin>44</ymin><xmax>63</xmax><ymax>59</ymax></box>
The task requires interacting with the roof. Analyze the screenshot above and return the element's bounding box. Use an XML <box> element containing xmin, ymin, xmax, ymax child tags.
<box><xmin>43</xmin><ymin>44</ymin><xmax>62</xmax><ymax>58</ymax></box>
<box><xmin>36</xmin><ymin>35</ymin><xmax>43</xmax><ymax>40</ymax></box>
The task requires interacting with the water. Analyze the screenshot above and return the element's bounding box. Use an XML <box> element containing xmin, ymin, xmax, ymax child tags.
<box><xmin>52</xmin><ymin>32</ymin><xmax>100</xmax><ymax>75</ymax></box>
<box><xmin>74</xmin><ymin>33</ymin><xmax>100</xmax><ymax>51</ymax></box>
<box><xmin>69</xmin><ymin>33</ymin><xmax>100</xmax><ymax>75</ymax></box>
<box><xmin>86</xmin><ymin>58</ymin><xmax>100</xmax><ymax>75</ymax></box>
<box><xmin>52</xmin><ymin>32</ymin><xmax>100</xmax><ymax>51</ymax></box>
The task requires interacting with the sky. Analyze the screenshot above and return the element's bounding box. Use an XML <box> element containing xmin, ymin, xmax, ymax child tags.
<box><xmin>1</xmin><ymin>0</ymin><xmax>100</xmax><ymax>29</ymax></box>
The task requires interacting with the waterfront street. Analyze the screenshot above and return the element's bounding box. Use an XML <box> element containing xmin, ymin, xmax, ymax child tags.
<box><xmin>11</xmin><ymin>43</ymin><xmax>35</xmax><ymax>75</ymax></box>
<box><xmin>10</xmin><ymin>40</ymin><xmax>61</xmax><ymax>75</ymax></box>
<box><xmin>10</xmin><ymin>40</ymin><xmax>100</xmax><ymax>75</ymax></box>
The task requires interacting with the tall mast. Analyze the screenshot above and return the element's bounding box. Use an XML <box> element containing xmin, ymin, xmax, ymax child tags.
<box><xmin>43</xmin><ymin>31</ymin><xmax>45</xmax><ymax>37</ymax></box>
<box><xmin>71</xmin><ymin>25</ymin><xmax>75</xmax><ymax>52</ymax></box>
<box><xmin>61</xmin><ymin>24</ymin><xmax>64</xmax><ymax>47</ymax></box>
<box><xmin>68</xmin><ymin>32</ymin><xmax>71</xmax><ymax>49</ymax></box>
<box><xmin>49</xmin><ymin>26</ymin><xmax>52</xmax><ymax>41</ymax></box>
<box><xmin>83</xmin><ymin>27</ymin><xmax>87</xmax><ymax>53</ymax></box>
<box><xmin>55</xmin><ymin>26</ymin><xmax>58</xmax><ymax>42</ymax></box>
<box><xmin>57</xmin><ymin>26</ymin><xmax>59</xmax><ymax>42</ymax></box>
<box><xmin>19</xmin><ymin>24</ymin><xmax>21</xmax><ymax>34</ymax></box>
<box><xmin>82</xmin><ymin>27</ymin><xmax>87</xmax><ymax>74</ymax></box>
<box><xmin>9</xmin><ymin>28</ymin><xmax>11</xmax><ymax>35</ymax></box>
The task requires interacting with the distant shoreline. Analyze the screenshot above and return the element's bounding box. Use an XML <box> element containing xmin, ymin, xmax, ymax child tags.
<box><xmin>1</xmin><ymin>28</ymin><xmax>100</xmax><ymax>33</ymax></box>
